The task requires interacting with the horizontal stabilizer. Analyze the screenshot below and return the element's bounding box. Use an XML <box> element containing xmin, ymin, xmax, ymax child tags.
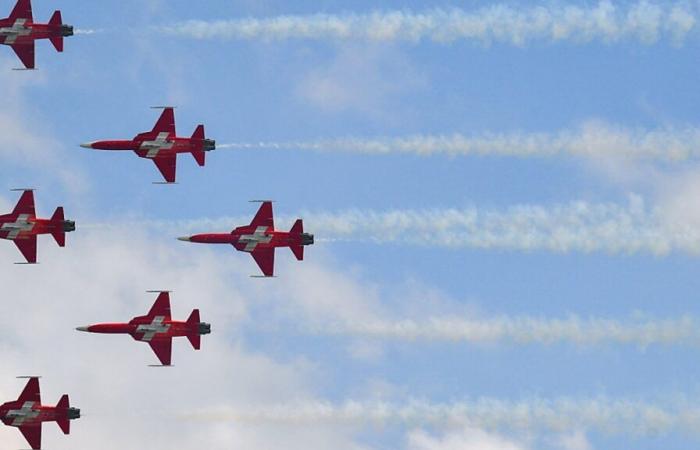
<box><xmin>50</xmin><ymin>207</ymin><xmax>66</xmax><ymax>247</ymax></box>
<box><xmin>290</xmin><ymin>244</ymin><xmax>304</xmax><ymax>261</ymax></box>
<box><xmin>186</xmin><ymin>309</ymin><xmax>202</xmax><ymax>349</ymax></box>
<box><xmin>56</xmin><ymin>395</ymin><xmax>70</xmax><ymax>434</ymax></box>
<box><xmin>49</xmin><ymin>11</ymin><xmax>63</xmax><ymax>51</ymax></box>
<box><xmin>50</xmin><ymin>36</ymin><xmax>63</xmax><ymax>52</ymax></box>
<box><xmin>49</xmin><ymin>10</ymin><xmax>62</xmax><ymax>26</ymax></box>
<box><xmin>290</xmin><ymin>219</ymin><xmax>303</xmax><ymax>235</ymax></box>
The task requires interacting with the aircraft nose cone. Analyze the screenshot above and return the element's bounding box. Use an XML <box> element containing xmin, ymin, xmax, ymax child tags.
<box><xmin>75</xmin><ymin>326</ymin><xmax>89</xmax><ymax>332</ymax></box>
<box><xmin>177</xmin><ymin>236</ymin><xmax>191</xmax><ymax>242</ymax></box>
<box><xmin>79</xmin><ymin>142</ymin><xmax>93</xmax><ymax>149</ymax></box>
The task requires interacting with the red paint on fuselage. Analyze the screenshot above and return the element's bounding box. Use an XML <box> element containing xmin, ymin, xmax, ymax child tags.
<box><xmin>84</xmin><ymin>320</ymin><xmax>199</xmax><ymax>342</ymax></box>
<box><xmin>0</xmin><ymin>21</ymin><xmax>64</xmax><ymax>43</ymax></box>
<box><xmin>86</xmin><ymin>136</ymin><xmax>206</xmax><ymax>156</ymax></box>
<box><xmin>0</xmin><ymin>213</ymin><xmax>60</xmax><ymax>240</ymax></box>
<box><xmin>188</xmin><ymin>226</ymin><xmax>303</xmax><ymax>250</ymax></box>
<box><xmin>0</xmin><ymin>402</ymin><xmax>67</xmax><ymax>428</ymax></box>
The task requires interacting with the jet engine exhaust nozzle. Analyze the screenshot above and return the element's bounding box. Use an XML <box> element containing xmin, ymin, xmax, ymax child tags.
<box><xmin>67</xmin><ymin>407</ymin><xmax>81</xmax><ymax>419</ymax></box>
<box><xmin>203</xmin><ymin>139</ymin><xmax>216</xmax><ymax>151</ymax></box>
<box><xmin>62</xmin><ymin>220</ymin><xmax>76</xmax><ymax>232</ymax></box>
<box><xmin>301</xmin><ymin>233</ymin><xmax>314</xmax><ymax>245</ymax></box>
<box><xmin>199</xmin><ymin>322</ymin><xmax>211</xmax><ymax>335</ymax></box>
<box><xmin>61</xmin><ymin>25</ymin><xmax>74</xmax><ymax>37</ymax></box>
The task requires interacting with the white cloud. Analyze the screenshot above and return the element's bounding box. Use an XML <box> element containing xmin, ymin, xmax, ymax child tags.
<box><xmin>554</xmin><ymin>431</ymin><xmax>594</xmax><ymax>450</ymax></box>
<box><xmin>158</xmin><ymin>2</ymin><xmax>698</xmax><ymax>46</ymax></box>
<box><xmin>0</xmin><ymin>59</ymin><xmax>88</xmax><ymax>193</ymax></box>
<box><xmin>295</xmin><ymin>46</ymin><xmax>426</xmax><ymax>117</ymax></box>
<box><xmin>408</xmin><ymin>427</ymin><xmax>529</xmax><ymax>450</ymax></box>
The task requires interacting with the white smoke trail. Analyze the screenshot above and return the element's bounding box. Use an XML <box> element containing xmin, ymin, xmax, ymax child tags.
<box><xmin>312</xmin><ymin>315</ymin><xmax>700</xmax><ymax>346</ymax></box>
<box><xmin>181</xmin><ymin>396</ymin><xmax>700</xmax><ymax>435</ymax></box>
<box><xmin>74</xmin><ymin>29</ymin><xmax>99</xmax><ymax>35</ymax></box>
<box><xmin>218</xmin><ymin>122</ymin><xmax>700</xmax><ymax>161</ymax></box>
<box><xmin>296</xmin><ymin>197</ymin><xmax>700</xmax><ymax>256</ymax></box>
<box><xmin>158</xmin><ymin>2</ymin><xmax>698</xmax><ymax>45</ymax></box>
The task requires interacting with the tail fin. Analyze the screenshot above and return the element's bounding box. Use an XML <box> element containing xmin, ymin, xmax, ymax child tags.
<box><xmin>186</xmin><ymin>309</ymin><xmax>201</xmax><ymax>350</ymax></box>
<box><xmin>289</xmin><ymin>219</ymin><xmax>304</xmax><ymax>260</ymax></box>
<box><xmin>50</xmin><ymin>207</ymin><xmax>66</xmax><ymax>247</ymax></box>
<box><xmin>56</xmin><ymin>394</ymin><xmax>70</xmax><ymax>434</ymax></box>
<box><xmin>191</xmin><ymin>125</ymin><xmax>206</xmax><ymax>166</ymax></box>
<box><xmin>49</xmin><ymin>11</ymin><xmax>64</xmax><ymax>52</ymax></box>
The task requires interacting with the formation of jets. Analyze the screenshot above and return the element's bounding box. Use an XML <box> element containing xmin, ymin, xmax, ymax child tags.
<box><xmin>1</xmin><ymin>0</ymin><xmax>316</xmax><ymax>447</ymax></box>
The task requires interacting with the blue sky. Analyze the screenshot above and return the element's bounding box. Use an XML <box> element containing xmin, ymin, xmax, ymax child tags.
<box><xmin>1</xmin><ymin>1</ymin><xmax>700</xmax><ymax>449</ymax></box>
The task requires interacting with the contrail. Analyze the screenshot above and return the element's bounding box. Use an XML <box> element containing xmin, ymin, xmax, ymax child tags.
<box><xmin>181</xmin><ymin>396</ymin><xmax>700</xmax><ymax>435</ymax></box>
<box><xmin>295</xmin><ymin>197</ymin><xmax>700</xmax><ymax>256</ymax></box>
<box><xmin>218</xmin><ymin>122</ymin><xmax>700</xmax><ymax>161</ymax></box>
<box><xmin>87</xmin><ymin>197</ymin><xmax>700</xmax><ymax>256</ymax></box>
<box><xmin>310</xmin><ymin>315</ymin><xmax>700</xmax><ymax>346</ymax></box>
<box><xmin>157</xmin><ymin>2</ymin><xmax>698</xmax><ymax>45</ymax></box>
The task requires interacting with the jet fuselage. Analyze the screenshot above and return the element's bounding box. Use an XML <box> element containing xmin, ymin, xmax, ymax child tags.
<box><xmin>81</xmin><ymin>135</ymin><xmax>216</xmax><ymax>158</ymax></box>
<box><xmin>0</xmin><ymin>213</ymin><xmax>74</xmax><ymax>241</ymax></box>
<box><xmin>79</xmin><ymin>320</ymin><xmax>211</xmax><ymax>343</ymax></box>
<box><xmin>0</xmin><ymin>401</ymin><xmax>78</xmax><ymax>428</ymax></box>
<box><xmin>0</xmin><ymin>19</ymin><xmax>72</xmax><ymax>46</ymax></box>
<box><xmin>182</xmin><ymin>226</ymin><xmax>314</xmax><ymax>251</ymax></box>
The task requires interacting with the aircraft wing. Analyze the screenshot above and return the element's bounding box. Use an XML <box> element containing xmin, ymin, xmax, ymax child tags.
<box><xmin>13</xmin><ymin>236</ymin><xmax>37</xmax><ymax>263</ymax></box>
<box><xmin>9</xmin><ymin>0</ymin><xmax>32</xmax><ymax>22</ymax></box>
<box><xmin>249</xmin><ymin>201</ymin><xmax>274</xmax><ymax>229</ymax></box>
<box><xmin>19</xmin><ymin>425</ymin><xmax>41</xmax><ymax>450</ymax></box>
<box><xmin>11</xmin><ymin>190</ymin><xmax>35</xmax><ymax>218</ymax></box>
<box><xmin>150</xmin><ymin>107</ymin><xmax>176</xmax><ymax>135</ymax></box>
<box><xmin>148</xmin><ymin>339</ymin><xmax>172</xmax><ymax>366</ymax></box>
<box><xmin>146</xmin><ymin>291</ymin><xmax>172</xmax><ymax>321</ymax></box>
<box><xmin>17</xmin><ymin>377</ymin><xmax>41</xmax><ymax>404</ymax></box>
<box><xmin>152</xmin><ymin>154</ymin><xmax>177</xmax><ymax>183</ymax></box>
<box><xmin>11</xmin><ymin>43</ymin><xmax>35</xmax><ymax>69</ymax></box>
<box><xmin>250</xmin><ymin>247</ymin><xmax>275</xmax><ymax>277</ymax></box>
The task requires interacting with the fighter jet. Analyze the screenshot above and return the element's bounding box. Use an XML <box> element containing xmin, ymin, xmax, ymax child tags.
<box><xmin>0</xmin><ymin>189</ymin><xmax>75</xmax><ymax>264</ymax></box>
<box><xmin>80</xmin><ymin>107</ymin><xmax>216</xmax><ymax>183</ymax></box>
<box><xmin>76</xmin><ymin>291</ymin><xmax>211</xmax><ymax>366</ymax></box>
<box><xmin>178</xmin><ymin>201</ymin><xmax>314</xmax><ymax>277</ymax></box>
<box><xmin>0</xmin><ymin>0</ymin><xmax>73</xmax><ymax>69</ymax></box>
<box><xmin>0</xmin><ymin>377</ymin><xmax>80</xmax><ymax>450</ymax></box>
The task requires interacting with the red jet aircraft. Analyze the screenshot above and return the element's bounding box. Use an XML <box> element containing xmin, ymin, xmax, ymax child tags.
<box><xmin>0</xmin><ymin>189</ymin><xmax>75</xmax><ymax>264</ymax></box>
<box><xmin>76</xmin><ymin>291</ymin><xmax>211</xmax><ymax>366</ymax></box>
<box><xmin>178</xmin><ymin>201</ymin><xmax>314</xmax><ymax>277</ymax></box>
<box><xmin>0</xmin><ymin>377</ymin><xmax>80</xmax><ymax>450</ymax></box>
<box><xmin>80</xmin><ymin>107</ymin><xmax>216</xmax><ymax>183</ymax></box>
<box><xmin>0</xmin><ymin>0</ymin><xmax>73</xmax><ymax>69</ymax></box>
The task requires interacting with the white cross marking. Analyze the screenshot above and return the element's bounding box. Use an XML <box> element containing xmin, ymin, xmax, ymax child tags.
<box><xmin>136</xmin><ymin>316</ymin><xmax>170</xmax><ymax>341</ymax></box>
<box><xmin>1</xmin><ymin>214</ymin><xmax>34</xmax><ymax>239</ymax></box>
<box><xmin>7</xmin><ymin>401</ymin><xmax>39</xmax><ymax>426</ymax></box>
<box><xmin>0</xmin><ymin>19</ymin><xmax>31</xmax><ymax>44</ymax></box>
<box><xmin>140</xmin><ymin>132</ymin><xmax>174</xmax><ymax>158</ymax></box>
<box><xmin>239</xmin><ymin>226</ymin><xmax>272</xmax><ymax>252</ymax></box>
